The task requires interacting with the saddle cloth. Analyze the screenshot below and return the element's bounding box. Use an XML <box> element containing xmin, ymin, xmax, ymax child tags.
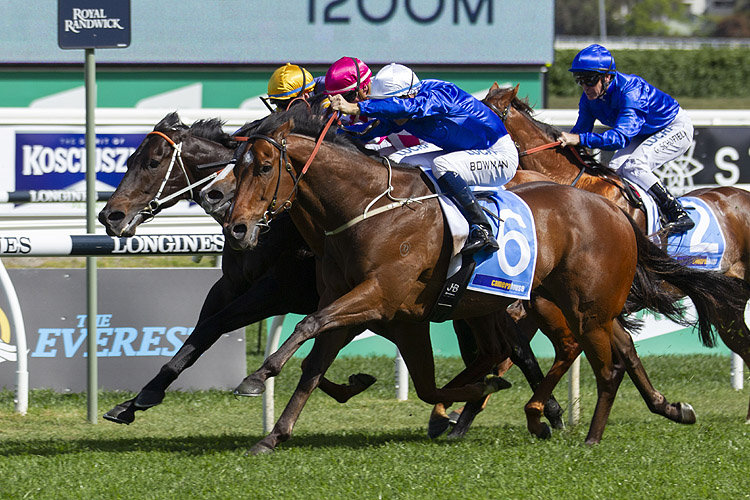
<box><xmin>422</xmin><ymin>168</ymin><xmax>537</xmax><ymax>300</ymax></box>
<box><xmin>626</xmin><ymin>181</ymin><xmax>726</xmax><ymax>270</ymax></box>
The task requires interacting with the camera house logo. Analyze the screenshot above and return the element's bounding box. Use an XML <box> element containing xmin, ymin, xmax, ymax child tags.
<box><xmin>0</xmin><ymin>306</ymin><xmax>17</xmax><ymax>363</ymax></box>
<box><xmin>62</xmin><ymin>8</ymin><xmax>125</xmax><ymax>33</ymax></box>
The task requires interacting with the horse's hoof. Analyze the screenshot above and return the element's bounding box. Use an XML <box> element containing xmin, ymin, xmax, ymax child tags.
<box><xmin>245</xmin><ymin>442</ymin><xmax>275</xmax><ymax>456</ymax></box>
<box><xmin>544</xmin><ymin>400</ymin><xmax>566</xmax><ymax>430</ymax></box>
<box><xmin>427</xmin><ymin>416</ymin><xmax>452</xmax><ymax>438</ymax></box>
<box><xmin>234</xmin><ymin>378</ymin><xmax>265</xmax><ymax>397</ymax></box>
<box><xmin>483</xmin><ymin>375</ymin><xmax>512</xmax><ymax>395</ymax></box>
<box><xmin>133</xmin><ymin>389</ymin><xmax>165</xmax><ymax>409</ymax></box>
<box><xmin>677</xmin><ymin>402</ymin><xmax>697</xmax><ymax>425</ymax></box>
<box><xmin>535</xmin><ymin>423</ymin><xmax>552</xmax><ymax>440</ymax></box>
<box><xmin>349</xmin><ymin>373</ymin><xmax>377</xmax><ymax>389</ymax></box>
<box><xmin>103</xmin><ymin>403</ymin><xmax>135</xmax><ymax>425</ymax></box>
<box><xmin>448</xmin><ymin>411</ymin><xmax>462</xmax><ymax>425</ymax></box>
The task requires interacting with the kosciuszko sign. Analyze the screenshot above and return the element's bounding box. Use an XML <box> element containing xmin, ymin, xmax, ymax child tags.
<box><xmin>58</xmin><ymin>0</ymin><xmax>131</xmax><ymax>49</ymax></box>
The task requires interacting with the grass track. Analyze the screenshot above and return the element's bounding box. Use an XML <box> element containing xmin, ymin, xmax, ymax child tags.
<box><xmin>1</xmin><ymin>354</ymin><xmax>748</xmax><ymax>499</ymax></box>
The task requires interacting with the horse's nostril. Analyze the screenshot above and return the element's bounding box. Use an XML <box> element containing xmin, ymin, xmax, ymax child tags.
<box><xmin>207</xmin><ymin>190</ymin><xmax>223</xmax><ymax>202</ymax></box>
<box><xmin>231</xmin><ymin>224</ymin><xmax>247</xmax><ymax>238</ymax></box>
<box><xmin>107</xmin><ymin>211</ymin><xmax>125</xmax><ymax>222</ymax></box>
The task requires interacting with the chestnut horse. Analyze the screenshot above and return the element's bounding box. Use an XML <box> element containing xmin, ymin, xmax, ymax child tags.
<box><xmin>484</xmin><ymin>84</ymin><xmax>750</xmax><ymax>423</ymax></box>
<box><xmin>99</xmin><ymin>112</ymin><xmax>563</xmax><ymax>428</ymax></box>
<box><xmin>223</xmin><ymin>108</ymin><xmax>744</xmax><ymax>453</ymax></box>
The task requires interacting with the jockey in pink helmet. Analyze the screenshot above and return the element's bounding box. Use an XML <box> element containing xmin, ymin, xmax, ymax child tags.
<box><xmin>325</xmin><ymin>57</ymin><xmax>372</xmax><ymax>103</ymax></box>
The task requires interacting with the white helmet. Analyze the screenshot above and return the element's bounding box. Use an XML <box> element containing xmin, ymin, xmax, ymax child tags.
<box><xmin>370</xmin><ymin>63</ymin><xmax>421</xmax><ymax>99</ymax></box>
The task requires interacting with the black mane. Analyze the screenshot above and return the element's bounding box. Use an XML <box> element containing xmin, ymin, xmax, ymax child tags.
<box><xmin>153</xmin><ymin>112</ymin><xmax>238</xmax><ymax>148</ymax></box>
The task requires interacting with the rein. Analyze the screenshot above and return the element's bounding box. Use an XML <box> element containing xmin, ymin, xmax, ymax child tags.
<box><xmin>138</xmin><ymin>131</ymin><xmax>220</xmax><ymax>221</ymax></box>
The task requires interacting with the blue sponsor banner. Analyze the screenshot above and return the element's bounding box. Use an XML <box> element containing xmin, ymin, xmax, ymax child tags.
<box><xmin>14</xmin><ymin>132</ymin><xmax>143</xmax><ymax>191</ymax></box>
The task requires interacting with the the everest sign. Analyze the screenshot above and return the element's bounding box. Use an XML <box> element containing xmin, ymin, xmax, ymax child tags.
<box><xmin>58</xmin><ymin>0</ymin><xmax>131</xmax><ymax>49</ymax></box>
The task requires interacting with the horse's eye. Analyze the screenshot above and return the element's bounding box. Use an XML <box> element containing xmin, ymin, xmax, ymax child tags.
<box><xmin>260</xmin><ymin>163</ymin><xmax>273</xmax><ymax>174</ymax></box>
<box><xmin>149</xmin><ymin>159</ymin><xmax>160</xmax><ymax>169</ymax></box>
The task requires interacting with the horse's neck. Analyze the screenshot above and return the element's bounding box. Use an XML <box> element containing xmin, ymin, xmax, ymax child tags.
<box><xmin>508</xmin><ymin>108</ymin><xmax>583</xmax><ymax>184</ymax></box>
<box><xmin>286</xmin><ymin>136</ymin><xmax>429</xmax><ymax>254</ymax></box>
<box><xmin>183</xmin><ymin>137</ymin><xmax>234</xmax><ymax>199</ymax></box>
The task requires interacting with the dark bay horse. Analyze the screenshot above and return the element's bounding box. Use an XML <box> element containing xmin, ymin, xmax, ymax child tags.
<box><xmin>484</xmin><ymin>84</ymin><xmax>750</xmax><ymax>423</ymax></box>
<box><xmin>223</xmin><ymin>109</ymin><xmax>745</xmax><ymax>452</ymax></box>
<box><xmin>99</xmin><ymin>112</ymin><xmax>563</xmax><ymax>428</ymax></box>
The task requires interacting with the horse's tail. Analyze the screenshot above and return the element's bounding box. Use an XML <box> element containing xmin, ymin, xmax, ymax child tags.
<box><xmin>623</xmin><ymin>213</ymin><xmax>750</xmax><ymax>347</ymax></box>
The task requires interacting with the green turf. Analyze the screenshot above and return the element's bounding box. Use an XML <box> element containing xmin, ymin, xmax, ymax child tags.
<box><xmin>0</xmin><ymin>354</ymin><xmax>748</xmax><ymax>499</ymax></box>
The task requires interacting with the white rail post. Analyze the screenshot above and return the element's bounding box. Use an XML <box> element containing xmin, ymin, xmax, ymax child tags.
<box><xmin>0</xmin><ymin>259</ymin><xmax>28</xmax><ymax>415</ymax></box>
<box><xmin>395</xmin><ymin>348</ymin><xmax>408</xmax><ymax>401</ymax></box>
<box><xmin>568</xmin><ymin>355</ymin><xmax>581</xmax><ymax>426</ymax></box>
<box><xmin>731</xmin><ymin>353</ymin><xmax>744</xmax><ymax>391</ymax></box>
<box><xmin>263</xmin><ymin>316</ymin><xmax>285</xmax><ymax>433</ymax></box>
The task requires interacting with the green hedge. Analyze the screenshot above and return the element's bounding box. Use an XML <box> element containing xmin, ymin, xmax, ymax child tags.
<box><xmin>549</xmin><ymin>48</ymin><xmax>750</xmax><ymax>98</ymax></box>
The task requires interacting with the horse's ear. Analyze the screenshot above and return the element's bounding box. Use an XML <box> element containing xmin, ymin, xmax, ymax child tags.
<box><xmin>273</xmin><ymin>119</ymin><xmax>294</xmax><ymax>142</ymax></box>
<box><xmin>512</xmin><ymin>84</ymin><xmax>520</xmax><ymax>98</ymax></box>
<box><xmin>490</xmin><ymin>82</ymin><xmax>500</xmax><ymax>91</ymax></box>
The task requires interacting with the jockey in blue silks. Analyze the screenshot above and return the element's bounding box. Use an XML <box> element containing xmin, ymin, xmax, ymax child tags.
<box><xmin>559</xmin><ymin>44</ymin><xmax>695</xmax><ymax>233</ymax></box>
<box><xmin>329</xmin><ymin>62</ymin><xmax>519</xmax><ymax>255</ymax></box>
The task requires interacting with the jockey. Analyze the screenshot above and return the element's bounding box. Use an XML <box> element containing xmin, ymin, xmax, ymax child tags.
<box><xmin>263</xmin><ymin>63</ymin><xmax>319</xmax><ymax>113</ymax></box>
<box><xmin>559</xmin><ymin>44</ymin><xmax>695</xmax><ymax>233</ymax></box>
<box><xmin>329</xmin><ymin>61</ymin><xmax>518</xmax><ymax>255</ymax></box>
<box><xmin>325</xmin><ymin>58</ymin><xmax>421</xmax><ymax>155</ymax></box>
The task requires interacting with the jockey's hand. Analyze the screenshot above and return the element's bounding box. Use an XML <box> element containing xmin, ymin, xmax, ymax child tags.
<box><xmin>559</xmin><ymin>132</ymin><xmax>580</xmax><ymax>147</ymax></box>
<box><xmin>330</xmin><ymin>94</ymin><xmax>360</xmax><ymax>116</ymax></box>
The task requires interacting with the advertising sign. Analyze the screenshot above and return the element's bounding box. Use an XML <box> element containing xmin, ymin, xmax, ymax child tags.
<box><xmin>11</xmin><ymin>0</ymin><xmax>552</xmax><ymax>65</ymax></box>
<box><xmin>0</xmin><ymin>268</ymin><xmax>245</xmax><ymax>392</ymax></box>
<box><xmin>58</xmin><ymin>0</ymin><xmax>131</xmax><ymax>49</ymax></box>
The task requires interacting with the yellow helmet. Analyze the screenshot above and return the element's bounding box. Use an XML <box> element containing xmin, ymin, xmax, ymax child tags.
<box><xmin>267</xmin><ymin>63</ymin><xmax>315</xmax><ymax>100</ymax></box>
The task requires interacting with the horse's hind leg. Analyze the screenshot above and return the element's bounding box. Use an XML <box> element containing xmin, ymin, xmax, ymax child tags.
<box><xmin>715</xmin><ymin>307</ymin><xmax>750</xmax><ymax>423</ymax></box>
<box><xmin>612</xmin><ymin>320</ymin><xmax>696</xmax><ymax>424</ymax></box>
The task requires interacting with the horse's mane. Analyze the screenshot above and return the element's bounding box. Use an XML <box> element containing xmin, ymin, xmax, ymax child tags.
<box><xmin>253</xmin><ymin>97</ymin><xmax>365</xmax><ymax>154</ymax></box>
<box><xmin>485</xmin><ymin>87</ymin><xmax>609</xmax><ymax>171</ymax></box>
<box><xmin>153</xmin><ymin>112</ymin><xmax>238</xmax><ymax>148</ymax></box>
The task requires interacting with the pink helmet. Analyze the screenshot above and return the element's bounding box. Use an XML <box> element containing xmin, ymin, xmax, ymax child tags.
<box><xmin>325</xmin><ymin>57</ymin><xmax>372</xmax><ymax>96</ymax></box>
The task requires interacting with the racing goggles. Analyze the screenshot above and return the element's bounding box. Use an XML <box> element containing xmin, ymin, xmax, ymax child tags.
<box><xmin>574</xmin><ymin>72</ymin><xmax>601</xmax><ymax>87</ymax></box>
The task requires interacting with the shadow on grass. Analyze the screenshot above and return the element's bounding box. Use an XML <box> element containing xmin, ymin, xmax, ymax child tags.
<box><xmin>0</xmin><ymin>428</ymin><xmax>451</xmax><ymax>457</ymax></box>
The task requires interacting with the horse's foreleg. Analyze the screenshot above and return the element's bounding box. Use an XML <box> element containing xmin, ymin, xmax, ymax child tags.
<box><xmin>248</xmin><ymin>327</ymin><xmax>357</xmax><ymax>455</ymax></box>
<box><xmin>612</xmin><ymin>320</ymin><xmax>696</xmax><ymax>424</ymax></box>
<box><xmin>105</xmin><ymin>275</ymin><xmax>253</xmax><ymax>423</ymax></box>
<box><xmin>235</xmin><ymin>281</ymin><xmax>386</xmax><ymax>397</ymax></box>
<box><xmin>393</xmin><ymin>320</ymin><xmax>511</xmax><ymax>406</ymax></box>
<box><xmin>521</xmin><ymin>299</ymin><xmax>582</xmax><ymax>440</ymax></box>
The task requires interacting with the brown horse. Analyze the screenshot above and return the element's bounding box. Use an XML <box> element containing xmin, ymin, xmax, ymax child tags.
<box><xmin>199</xmin><ymin>124</ymin><xmax>700</xmax><ymax>441</ymax></box>
<box><xmin>223</xmin><ymin>107</ymin><xmax>744</xmax><ymax>453</ymax></box>
<box><xmin>484</xmin><ymin>83</ymin><xmax>750</xmax><ymax>423</ymax></box>
<box><xmin>99</xmin><ymin>112</ymin><xmax>563</xmax><ymax>428</ymax></box>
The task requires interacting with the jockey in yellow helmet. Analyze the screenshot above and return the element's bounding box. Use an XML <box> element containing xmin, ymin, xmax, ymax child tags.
<box><xmin>262</xmin><ymin>63</ymin><xmax>319</xmax><ymax>112</ymax></box>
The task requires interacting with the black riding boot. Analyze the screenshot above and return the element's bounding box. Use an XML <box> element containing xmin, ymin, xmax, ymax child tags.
<box><xmin>437</xmin><ymin>172</ymin><xmax>500</xmax><ymax>255</ymax></box>
<box><xmin>648</xmin><ymin>182</ymin><xmax>694</xmax><ymax>233</ymax></box>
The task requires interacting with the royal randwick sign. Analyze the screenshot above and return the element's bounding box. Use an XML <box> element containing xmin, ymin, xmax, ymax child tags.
<box><xmin>58</xmin><ymin>0</ymin><xmax>131</xmax><ymax>49</ymax></box>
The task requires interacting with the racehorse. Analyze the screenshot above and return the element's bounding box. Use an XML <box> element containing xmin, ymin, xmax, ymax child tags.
<box><xmin>483</xmin><ymin>83</ymin><xmax>750</xmax><ymax>423</ymax></box>
<box><xmin>199</xmin><ymin>122</ymin><xmax>704</xmax><ymax>442</ymax></box>
<box><xmin>100</xmin><ymin>112</ymin><xmax>564</xmax><ymax>428</ymax></box>
<box><xmin>223</xmin><ymin>107</ymin><xmax>745</xmax><ymax>453</ymax></box>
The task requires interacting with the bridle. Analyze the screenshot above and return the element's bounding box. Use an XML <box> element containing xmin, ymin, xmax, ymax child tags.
<box><xmin>236</xmin><ymin>112</ymin><xmax>338</xmax><ymax>231</ymax></box>
<box><xmin>138</xmin><ymin>130</ymin><xmax>225</xmax><ymax>222</ymax></box>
